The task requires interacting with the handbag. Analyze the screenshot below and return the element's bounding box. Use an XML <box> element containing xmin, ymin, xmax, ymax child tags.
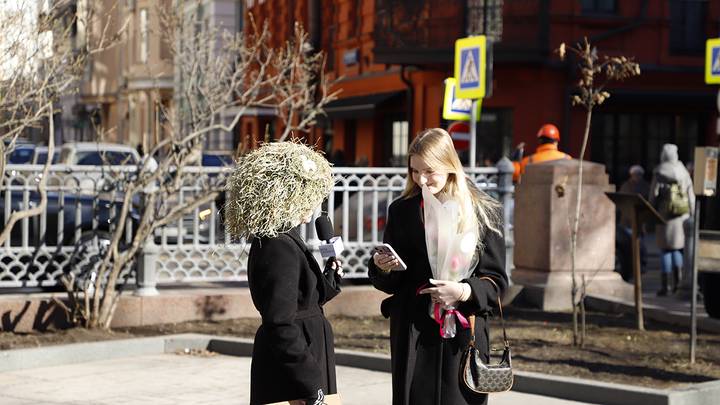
<box><xmin>460</xmin><ymin>277</ymin><xmax>514</xmax><ymax>394</ymax></box>
<box><xmin>265</xmin><ymin>393</ymin><xmax>342</xmax><ymax>405</ymax></box>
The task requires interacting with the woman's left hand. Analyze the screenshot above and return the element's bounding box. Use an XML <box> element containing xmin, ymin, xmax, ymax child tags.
<box><xmin>329</xmin><ymin>258</ymin><xmax>343</xmax><ymax>276</ymax></box>
<box><xmin>418</xmin><ymin>279</ymin><xmax>467</xmax><ymax>306</ymax></box>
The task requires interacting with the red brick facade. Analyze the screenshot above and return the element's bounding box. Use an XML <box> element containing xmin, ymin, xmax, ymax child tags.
<box><xmin>244</xmin><ymin>0</ymin><xmax>719</xmax><ymax>182</ymax></box>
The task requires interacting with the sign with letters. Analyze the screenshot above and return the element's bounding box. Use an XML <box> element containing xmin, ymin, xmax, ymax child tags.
<box><xmin>454</xmin><ymin>36</ymin><xmax>487</xmax><ymax>99</ymax></box>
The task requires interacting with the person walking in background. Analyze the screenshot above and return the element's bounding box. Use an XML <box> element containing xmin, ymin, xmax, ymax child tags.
<box><xmin>225</xmin><ymin>142</ymin><xmax>342</xmax><ymax>405</ymax></box>
<box><xmin>649</xmin><ymin>144</ymin><xmax>695</xmax><ymax>296</ymax></box>
<box><xmin>616</xmin><ymin>165</ymin><xmax>651</xmax><ymax>279</ymax></box>
<box><xmin>620</xmin><ymin>165</ymin><xmax>650</xmax><ymax>198</ymax></box>
<box><xmin>511</xmin><ymin>123</ymin><xmax>571</xmax><ymax>182</ymax></box>
<box><xmin>368</xmin><ymin>128</ymin><xmax>507</xmax><ymax>405</ymax></box>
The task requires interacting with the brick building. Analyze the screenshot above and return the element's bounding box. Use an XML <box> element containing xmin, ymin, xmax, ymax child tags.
<box><xmin>244</xmin><ymin>0</ymin><xmax>719</xmax><ymax>186</ymax></box>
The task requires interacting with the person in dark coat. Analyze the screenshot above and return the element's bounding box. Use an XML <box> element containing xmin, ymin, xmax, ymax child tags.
<box><xmin>225</xmin><ymin>142</ymin><xmax>341</xmax><ymax>405</ymax></box>
<box><xmin>616</xmin><ymin>165</ymin><xmax>651</xmax><ymax>280</ymax></box>
<box><xmin>248</xmin><ymin>225</ymin><xmax>341</xmax><ymax>404</ymax></box>
<box><xmin>369</xmin><ymin>128</ymin><xmax>508</xmax><ymax>405</ymax></box>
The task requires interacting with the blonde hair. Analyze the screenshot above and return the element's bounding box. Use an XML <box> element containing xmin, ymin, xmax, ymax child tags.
<box><xmin>402</xmin><ymin>128</ymin><xmax>502</xmax><ymax>240</ymax></box>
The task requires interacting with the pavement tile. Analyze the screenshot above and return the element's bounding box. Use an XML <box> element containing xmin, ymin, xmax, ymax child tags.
<box><xmin>0</xmin><ymin>353</ymin><xmax>600</xmax><ymax>405</ymax></box>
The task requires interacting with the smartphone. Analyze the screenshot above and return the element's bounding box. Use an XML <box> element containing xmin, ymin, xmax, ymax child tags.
<box><xmin>373</xmin><ymin>243</ymin><xmax>408</xmax><ymax>271</ymax></box>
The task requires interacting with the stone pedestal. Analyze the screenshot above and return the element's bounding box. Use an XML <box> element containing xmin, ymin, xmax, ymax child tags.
<box><xmin>512</xmin><ymin>159</ymin><xmax>632</xmax><ymax>310</ymax></box>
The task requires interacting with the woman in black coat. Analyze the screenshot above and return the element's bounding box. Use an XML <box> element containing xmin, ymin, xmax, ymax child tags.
<box><xmin>224</xmin><ymin>142</ymin><xmax>341</xmax><ymax>405</ymax></box>
<box><xmin>369</xmin><ymin>128</ymin><xmax>507</xmax><ymax>405</ymax></box>
<box><xmin>248</xmin><ymin>225</ymin><xmax>341</xmax><ymax>404</ymax></box>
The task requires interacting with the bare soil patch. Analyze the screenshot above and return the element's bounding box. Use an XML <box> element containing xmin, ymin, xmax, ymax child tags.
<box><xmin>2</xmin><ymin>306</ymin><xmax>718</xmax><ymax>389</ymax></box>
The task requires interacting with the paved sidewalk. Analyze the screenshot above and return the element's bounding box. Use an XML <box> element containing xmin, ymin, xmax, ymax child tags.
<box><xmin>580</xmin><ymin>232</ymin><xmax>720</xmax><ymax>341</ymax></box>
<box><xmin>593</xmin><ymin>231</ymin><xmax>720</xmax><ymax>333</ymax></box>
<box><xmin>0</xmin><ymin>354</ymin><xmax>597</xmax><ymax>405</ymax></box>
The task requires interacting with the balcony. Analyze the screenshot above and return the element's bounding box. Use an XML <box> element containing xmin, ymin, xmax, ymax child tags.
<box><xmin>373</xmin><ymin>0</ymin><xmax>465</xmax><ymax>65</ymax></box>
<box><xmin>373</xmin><ymin>0</ymin><xmax>549</xmax><ymax>66</ymax></box>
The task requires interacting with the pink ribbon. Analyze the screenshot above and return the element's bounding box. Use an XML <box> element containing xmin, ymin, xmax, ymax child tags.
<box><xmin>433</xmin><ymin>303</ymin><xmax>470</xmax><ymax>337</ymax></box>
<box><xmin>416</xmin><ymin>282</ymin><xmax>470</xmax><ymax>337</ymax></box>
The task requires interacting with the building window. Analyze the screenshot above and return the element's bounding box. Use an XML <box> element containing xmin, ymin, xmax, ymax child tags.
<box><xmin>580</xmin><ymin>0</ymin><xmax>616</xmax><ymax>14</ymax></box>
<box><xmin>236</xmin><ymin>0</ymin><xmax>244</xmax><ymax>32</ymax></box>
<box><xmin>194</xmin><ymin>4</ymin><xmax>205</xmax><ymax>37</ymax></box>
<box><xmin>669</xmin><ymin>0</ymin><xmax>707</xmax><ymax>55</ymax></box>
<box><xmin>590</xmin><ymin>112</ymin><xmax>701</xmax><ymax>185</ymax></box>
<box><xmin>39</xmin><ymin>30</ymin><xmax>54</xmax><ymax>59</ymax></box>
<box><xmin>391</xmin><ymin>121</ymin><xmax>409</xmax><ymax>166</ymax></box>
<box><xmin>466</xmin><ymin>0</ymin><xmax>504</xmax><ymax>40</ymax></box>
<box><xmin>139</xmin><ymin>8</ymin><xmax>148</xmax><ymax>63</ymax></box>
<box><xmin>204</xmin><ymin>131</ymin><xmax>234</xmax><ymax>152</ymax></box>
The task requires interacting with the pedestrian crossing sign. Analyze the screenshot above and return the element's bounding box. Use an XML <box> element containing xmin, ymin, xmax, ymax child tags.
<box><xmin>443</xmin><ymin>77</ymin><xmax>481</xmax><ymax>121</ymax></box>
<box><xmin>706</xmin><ymin>38</ymin><xmax>720</xmax><ymax>84</ymax></box>
<box><xmin>454</xmin><ymin>36</ymin><xmax>486</xmax><ymax>99</ymax></box>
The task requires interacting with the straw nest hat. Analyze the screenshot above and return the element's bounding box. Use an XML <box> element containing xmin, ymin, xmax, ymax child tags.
<box><xmin>225</xmin><ymin>141</ymin><xmax>334</xmax><ymax>239</ymax></box>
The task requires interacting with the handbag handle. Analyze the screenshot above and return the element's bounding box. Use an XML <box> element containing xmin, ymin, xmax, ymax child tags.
<box><xmin>469</xmin><ymin>276</ymin><xmax>509</xmax><ymax>349</ymax></box>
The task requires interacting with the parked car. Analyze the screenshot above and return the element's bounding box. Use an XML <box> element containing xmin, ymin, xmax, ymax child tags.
<box><xmin>59</xmin><ymin>142</ymin><xmax>140</xmax><ymax>166</ymax></box>
<box><xmin>7</xmin><ymin>143</ymin><xmax>36</xmax><ymax>164</ymax></box>
<box><xmin>153</xmin><ymin>153</ymin><xmax>230</xmax><ymax>245</ymax></box>
<box><xmin>201</xmin><ymin>153</ymin><xmax>233</xmax><ymax>167</ymax></box>
<box><xmin>32</xmin><ymin>146</ymin><xmax>60</xmax><ymax>165</ymax></box>
<box><xmin>0</xmin><ymin>189</ymin><xmax>133</xmax><ymax>246</ymax></box>
<box><xmin>55</xmin><ymin>143</ymin><xmax>140</xmax><ymax>194</ymax></box>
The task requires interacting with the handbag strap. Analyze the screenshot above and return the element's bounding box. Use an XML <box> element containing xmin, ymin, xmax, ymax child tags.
<box><xmin>469</xmin><ymin>277</ymin><xmax>509</xmax><ymax>348</ymax></box>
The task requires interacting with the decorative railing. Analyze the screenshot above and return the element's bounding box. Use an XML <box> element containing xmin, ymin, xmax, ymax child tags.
<box><xmin>1</xmin><ymin>163</ymin><xmax>514</xmax><ymax>292</ymax></box>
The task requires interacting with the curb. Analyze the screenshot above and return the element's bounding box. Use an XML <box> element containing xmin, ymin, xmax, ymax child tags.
<box><xmin>585</xmin><ymin>294</ymin><xmax>720</xmax><ymax>334</ymax></box>
<box><xmin>2</xmin><ymin>334</ymin><xmax>719</xmax><ymax>405</ymax></box>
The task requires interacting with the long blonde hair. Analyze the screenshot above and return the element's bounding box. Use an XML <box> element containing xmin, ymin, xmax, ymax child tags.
<box><xmin>402</xmin><ymin>128</ymin><xmax>502</xmax><ymax>240</ymax></box>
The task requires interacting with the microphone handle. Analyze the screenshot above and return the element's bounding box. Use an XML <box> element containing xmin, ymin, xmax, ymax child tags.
<box><xmin>324</xmin><ymin>256</ymin><xmax>341</xmax><ymax>276</ymax></box>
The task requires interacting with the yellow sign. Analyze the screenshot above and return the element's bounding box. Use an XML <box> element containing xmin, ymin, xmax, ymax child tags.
<box><xmin>443</xmin><ymin>78</ymin><xmax>481</xmax><ymax>121</ymax></box>
<box><xmin>454</xmin><ymin>36</ymin><xmax>486</xmax><ymax>99</ymax></box>
<box><xmin>706</xmin><ymin>38</ymin><xmax>720</xmax><ymax>84</ymax></box>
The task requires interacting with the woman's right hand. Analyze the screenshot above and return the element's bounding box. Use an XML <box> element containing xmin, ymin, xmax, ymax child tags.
<box><xmin>373</xmin><ymin>252</ymin><xmax>399</xmax><ymax>272</ymax></box>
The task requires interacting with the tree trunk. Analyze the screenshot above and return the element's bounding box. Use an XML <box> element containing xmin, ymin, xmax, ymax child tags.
<box><xmin>571</xmin><ymin>107</ymin><xmax>593</xmax><ymax>346</ymax></box>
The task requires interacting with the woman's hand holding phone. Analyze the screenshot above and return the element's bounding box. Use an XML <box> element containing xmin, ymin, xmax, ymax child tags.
<box><xmin>372</xmin><ymin>244</ymin><xmax>407</xmax><ymax>272</ymax></box>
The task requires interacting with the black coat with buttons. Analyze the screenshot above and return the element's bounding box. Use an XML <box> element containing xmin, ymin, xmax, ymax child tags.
<box><xmin>248</xmin><ymin>226</ymin><xmax>341</xmax><ymax>405</ymax></box>
<box><xmin>369</xmin><ymin>193</ymin><xmax>508</xmax><ymax>405</ymax></box>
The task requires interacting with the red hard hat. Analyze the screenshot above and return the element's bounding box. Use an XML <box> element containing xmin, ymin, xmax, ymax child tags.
<box><xmin>537</xmin><ymin>124</ymin><xmax>560</xmax><ymax>141</ymax></box>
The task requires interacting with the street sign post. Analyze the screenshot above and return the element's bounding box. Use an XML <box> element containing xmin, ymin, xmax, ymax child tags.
<box><xmin>447</xmin><ymin>121</ymin><xmax>470</xmax><ymax>151</ymax></box>
<box><xmin>705</xmin><ymin>38</ymin><xmax>720</xmax><ymax>85</ymax></box>
<box><xmin>442</xmin><ymin>77</ymin><xmax>481</xmax><ymax>121</ymax></box>
<box><xmin>690</xmin><ymin>147</ymin><xmax>719</xmax><ymax>364</ymax></box>
<box><xmin>697</xmin><ymin>43</ymin><xmax>720</xmax><ymax>362</ymax></box>
<box><xmin>454</xmin><ymin>36</ymin><xmax>487</xmax><ymax>167</ymax></box>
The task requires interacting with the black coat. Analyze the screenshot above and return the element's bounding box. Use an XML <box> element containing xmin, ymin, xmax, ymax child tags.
<box><xmin>248</xmin><ymin>226</ymin><xmax>341</xmax><ymax>405</ymax></box>
<box><xmin>369</xmin><ymin>193</ymin><xmax>508</xmax><ymax>405</ymax></box>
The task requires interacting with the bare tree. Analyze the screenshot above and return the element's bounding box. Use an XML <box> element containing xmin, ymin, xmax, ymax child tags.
<box><xmin>0</xmin><ymin>0</ymin><xmax>127</xmax><ymax>246</ymax></box>
<box><xmin>269</xmin><ymin>22</ymin><xmax>336</xmax><ymax>141</ymax></box>
<box><xmin>54</xmin><ymin>4</ymin><xmax>339</xmax><ymax>329</ymax></box>
<box><xmin>558</xmin><ymin>38</ymin><xmax>640</xmax><ymax>346</ymax></box>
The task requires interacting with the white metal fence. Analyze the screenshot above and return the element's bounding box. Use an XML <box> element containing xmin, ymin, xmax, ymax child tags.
<box><xmin>1</xmin><ymin>161</ymin><xmax>514</xmax><ymax>292</ymax></box>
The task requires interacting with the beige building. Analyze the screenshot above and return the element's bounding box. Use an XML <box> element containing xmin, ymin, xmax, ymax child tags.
<box><xmin>60</xmin><ymin>0</ymin><xmax>243</xmax><ymax>153</ymax></box>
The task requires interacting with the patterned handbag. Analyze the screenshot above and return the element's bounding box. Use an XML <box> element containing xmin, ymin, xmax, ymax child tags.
<box><xmin>461</xmin><ymin>277</ymin><xmax>513</xmax><ymax>394</ymax></box>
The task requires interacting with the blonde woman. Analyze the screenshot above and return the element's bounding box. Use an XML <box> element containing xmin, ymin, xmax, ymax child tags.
<box><xmin>225</xmin><ymin>142</ymin><xmax>342</xmax><ymax>405</ymax></box>
<box><xmin>369</xmin><ymin>128</ymin><xmax>507</xmax><ymax>405</ymax></box>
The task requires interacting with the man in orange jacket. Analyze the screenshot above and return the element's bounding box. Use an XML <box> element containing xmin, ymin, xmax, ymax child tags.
<box><xmin>512</xmin><ymin>123</ymin><xmax>571</xmax><ymax>182</ymax></box>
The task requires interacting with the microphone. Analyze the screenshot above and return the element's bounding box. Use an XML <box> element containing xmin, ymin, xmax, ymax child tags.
<box><xmin>315</xmin><ymin>215</ymin><xmax>344</xmax><ymax>260</ymax></box>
